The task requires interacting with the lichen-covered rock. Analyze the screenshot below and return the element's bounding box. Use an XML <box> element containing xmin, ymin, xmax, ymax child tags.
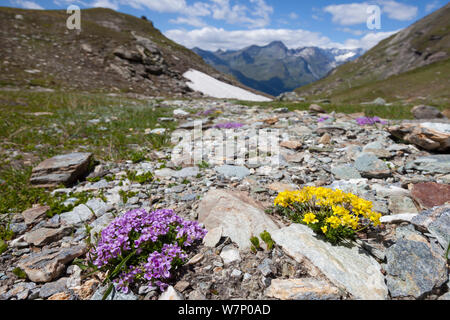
<box><xmin>385</xmin><ymin>238</ymin><xmax>447</xmax><ymax>298</ymax></box>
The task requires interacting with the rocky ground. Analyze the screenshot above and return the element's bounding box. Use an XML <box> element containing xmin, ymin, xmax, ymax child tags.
<box><xmin>0</xmin><ymin>99</ymin><xmax>449</xmax><ymax>300</ymax></box>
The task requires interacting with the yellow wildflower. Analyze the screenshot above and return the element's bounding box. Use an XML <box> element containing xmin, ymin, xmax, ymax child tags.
<box><xmin>303</xmin><ymin>213</ymin><xmax>319</xmax><ymax>225</ymax></box>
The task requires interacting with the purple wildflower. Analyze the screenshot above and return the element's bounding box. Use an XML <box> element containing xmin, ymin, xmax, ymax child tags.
<box><xmin>356</xmin><ymin>116</ymin><xmax>388</xmax><ymax>126</ymax></box>
<box><xmin>318</xmin><ymin>116</ymin><xmax>330</xmax><ymax>122</ymax></box>
<box><xmin>89</xmin><ymin>208</ymin><xmax>207</xmax><ymax>293</ymax></box>
<box><xmin>214</xmin><ymin>122</ymin><xmax>244</xmax><ymax>129</ymax></box>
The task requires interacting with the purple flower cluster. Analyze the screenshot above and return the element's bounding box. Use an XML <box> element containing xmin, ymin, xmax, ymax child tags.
<box><xmin>356</xmin><ymin>116</ymin><xmax>388</xmax><ymax>126</ymax></box>
<box><xmin>214</xmin><ymin>122</ymin><xmax>245</xmax><ymax>129</ymax></box>
<box><xmin>89</xmin><ymin>208</ymin><xmax>207</xmax><ymax>292</ymax></box>
<box><xmin>196</xmin><ymin>108</ymin><xmax>217</xmax><ymax>116</ymax></box>
<box><xmin>318</xmin><ymin>116</ymin><xmax>330</xmax><ymax>122</ymax></box>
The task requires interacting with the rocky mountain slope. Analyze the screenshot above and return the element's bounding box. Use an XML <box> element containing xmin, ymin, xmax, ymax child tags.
<box><xmin>0</xmin><ymin>7</ymin><xmax>269</xmax><ymax>99</ymax></box>
<box><xmin>295</xmin><ymin>3</ymin><xmax>450</xmax><ymax>105</ymax></box>
<box><xmin>193</xmin><ymin>42</ymin><xmax>363</xmax><ymax>96</ymax></box>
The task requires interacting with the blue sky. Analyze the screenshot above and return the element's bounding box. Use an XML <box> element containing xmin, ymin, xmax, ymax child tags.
<box><xmin>6</xmin><ymin>0</ymin><xmax>448</xmax><ymax>50</ymax></box>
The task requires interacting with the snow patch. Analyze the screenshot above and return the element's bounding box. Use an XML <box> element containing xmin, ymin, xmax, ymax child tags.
<box><xmin>183</xmin><ymin>69</ymin><xmax>271</xmax><ymax>102</ymax></box>
<box><xmin>334</xmin><ymin>52</ymin><xmax>357</xmax><ymax>63</ymax></box>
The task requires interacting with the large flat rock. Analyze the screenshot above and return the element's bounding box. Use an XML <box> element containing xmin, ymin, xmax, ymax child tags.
<box><xmin>17</xmin><ymin>245</ymin><xmax>87</xmax><ymax>282</ymax></box>
<box><xmin>271</xmin><ymin>224</ymin><xmax>388</xmax><ymax>300</ymax></box>
<box><xmin>197</xmin><ymin>189</ymin><xmax>279</xmax><ymax>249</ymax></box>
<box><xmin>30</xmin><ymin>153</ymin><xmax>93</xmax><ymax>188</ymax></box>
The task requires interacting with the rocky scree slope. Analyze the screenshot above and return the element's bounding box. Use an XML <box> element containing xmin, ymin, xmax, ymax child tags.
<box><xmin>0</xmin><ymin>100</ymin><xmax>449</xmax><ymax>300</ymax></box>
<box><xmin>0</xmin><ymin>7</ymin><xmax>268</xmax><ymax>99</ymax></box>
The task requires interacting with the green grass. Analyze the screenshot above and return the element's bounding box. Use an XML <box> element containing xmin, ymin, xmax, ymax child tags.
<box><xmin>234</xmin><ymin>100</ymin><xmax>448</xmax><ymax>120</ymax></box>
<box><xmin>0</xmin><ymin>90</ymin><xmax>176</xmax><ymax>224</ymax></box>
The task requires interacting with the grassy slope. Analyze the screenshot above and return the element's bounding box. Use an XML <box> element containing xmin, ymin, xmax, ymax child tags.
<box><xmin>295</xmin><ymin>4</ymin><xmax>450</xmax><ymax>106</ymax></box>
<box><xmin>296</xmin><ymin>58</ymin><xmax>450</xmax><ymax>106</ymax></box>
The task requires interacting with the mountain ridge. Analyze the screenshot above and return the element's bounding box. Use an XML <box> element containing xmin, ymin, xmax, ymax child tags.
<box><xmin>193</xmin><ymin>42</ymin><xmax>363</xmax><ymax>96</ymax></box>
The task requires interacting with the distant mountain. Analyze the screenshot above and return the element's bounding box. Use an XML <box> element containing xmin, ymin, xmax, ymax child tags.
<box><xmin>295</xmin><ymin>3</ymin><xmax>450</xmax><ymax>105</ymax></box>
<box><xmin>193</xmin><ymin>42</ymin><xmax>363</xmax><ymax>96</ymax></box>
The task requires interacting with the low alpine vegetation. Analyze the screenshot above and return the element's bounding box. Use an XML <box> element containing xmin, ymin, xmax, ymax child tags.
<box><xmin>87</xmin><ymin>208</ymin><xmax>207</xmax><ymax>297</ymax></box>
<box><xmin>274</xmin><ymin>187</ymin><xmax>382</xmax><ymax>244</ymax></box>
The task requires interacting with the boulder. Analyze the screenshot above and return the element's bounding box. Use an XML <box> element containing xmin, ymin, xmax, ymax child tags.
<box><xmin>411</xmin><ymin>182</ymin><xmax>450</xmax><ymax>209</ymax></box>
<box><xmin>276</xmin><ymin>92</ymin><xmax>305</xmax><ymax>102</ymax></box>
<box><xmin>30</xmin><ymin>153</ymin><xmax>94</xmax><ymax>188</ymax></box>
<box><xmin>411</xmin><ymin>105</ymin><xmax>445</xmax><ymax>119</ymax></box>
<box><xmin>387</xmin><ymin>123</ymin><xmax>450</xmax><ymax>152</ymax></box>
<box><xmin>17</xmin><ymin>245</ymin><xmax>87</xmax><ymax>282</ymax></box>
<box><xmin>354</xmin><ymin>153</ymin><xmax>391</xmax><ymax>178</ymax></box>
<box><xmin>271</xmin><ymin>224</ymin><xmax>388</xmax><ymax>300</ymax></box>
<box><xmin>385</xmin><ymin>238</ymin><xmax>447</xmax><ymax>298</ymax></box>
<box><xmin>197</xmin><ymin>189</ymin><xmax>279</xmax><ymax>249</ymax></box>
<box><xmin>309</xmin><ymin>104</ymin><xmax>326</xmax><ymax>113</ymax></box>
<box><xmin>214</xmin><ymin>165</ymin><xmax>250</xmax><ymax>180</ymax></box>
<box><xmin>405</xmin><ymin>154</ymin><xmax>450</xmax><ymax>174</ymax></box>
<box><xmin>411</xmin><ymin>204</ymin><xmax>450</xmax><ymax>250</ymax></box>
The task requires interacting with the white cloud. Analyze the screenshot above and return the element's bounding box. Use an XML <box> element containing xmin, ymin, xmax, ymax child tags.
<box><xmin>343</xmin><ymin>29</ymin><xmax>399</xmax><ymax>49</ymax></box>
<box><xmin>13</xmin><ymin>0</ymin><xmax>44</xmax><ymax>9</ymax></box>
<box><xmin>289</xmin><ymin>12</ymin><xmax>299</xmax><ymax>20</ymax></box>
<box><xmin>165</xmin><ymin>27</ymin><xmax>342</xmax><ymax>51</ymax></box>
<box><xmin>379</xmin><ymin>0</ymin><xmax>418</xmax><ymax>21</ymax></box>
<box><xmin>91</xmin><ymin>0</ymin><xmax>119</xmax><ymax>10</ymax></box>
<box><xmin>425</xmin><ymin>1</ymin><xmax>440</xmax><ymax>13</ymax></box>
<box><xmin>208</xmin><ymin>0</ymin><xmax>273</xmax><ymax>28</ymax></box>
<box><xmin>169</xmin><ymin>16</ymin><xmax>208</xmax><ymax>27</ymax></box>
<box><xmin>165</xmin><ymin>26</ymin><xmax>400</xmax><ymax>52</ymax></box>
<box><xmin>324</xmin><ymin>3</ymin><xmax>370</xmax><ymax>25</ymax></box>
<box><xmin>324</xmin><ymin>1</ymin><xmax>417</xmax><ymax>25</ymax></box>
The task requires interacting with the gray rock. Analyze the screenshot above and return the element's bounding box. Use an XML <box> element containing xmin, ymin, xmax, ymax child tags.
<box><xmin>257</xmin><ymin>258</ymin><xmax>275</xmax><ymax>277</ymax></box>
<box><xmin>17</xmin><ymin>245</ymin><xmax>87</xmax><ymax>282</ymax></box>
<box><xmin>85</xmin><ymin>198</ymin><xmax>110</xmax><ymax>217</ymax></box>
<box><xmin>197</xmin><ymin>189</ymin><xmax>279</xmax><ymax>249</ymax></box>
<box><xmin>174</xmin><ymin>167</ymin><xmax>199</xmax><ymax>178</ymax></box>
<box><xmin>39</xmin><ymin>277</ymin><xmax>68</xmax><ymax>298</ymax></box>
<box><xmin>388</xmin><ymin>195</ymin><xmax>419</xmax><ymax>214</ymax></box>
<box><xmin>30</xmin><ymin>152</ymin><xmax>93</xmax><ymax>188</ymax></box>
<box><xmin>354</xmin><ymin>153</ymin><xmax>391</xmax><ymax>178</ymax></box>
<box><xmin>90</xmin><ymin>284</ymin><xmax>138</xmax><ymax>300</ymax></box>
<box><xmin>265</xmin><ymin>278</ymin><xmax>341</xmax><ymax>300</ymax></box>
<box><xmin>331</xmin><ymin>165</ymin><xmax>362</xmax><ymax>180</ymax></box>
<box><xmin>411</xmin><ymin>204</ymin><xmax>450</xmax><ymax>250</ymax></box>
<box><xmin>271</xmin><ymin>224</ymin><xmax>388</xmax><ymax>300</ymax></box>
<box><xmin>215</xmin><ymin>165</ymin><xmax>250</xmax><ymax>180</ymax></box>
<box><xmin>405</xmin><ymin>155</ymin><xmax>450</xmax><ymax>174</ymax></box>
<box><xmin>60</xmin><ymin>204</ymin><xmax>94</xmax><ymax>226</ymax></box>
<box><xmin>385</xmin><ymin>239</ymin><xmax>447</xmax><ymax>298</ymax></box>
<box><xmin>411</xmin><ymin>105</ymin><xmax>445</xmax><ymax>119</ymax></box>
<box><xmin>220</xmin><ymin>245</ymin><xmax>241</xmax><ymax>265</ymax></box>
<box><xmin>154</xmin><ymin>168</ymin><xmax>176</xmax><ymax>178</ymax></box>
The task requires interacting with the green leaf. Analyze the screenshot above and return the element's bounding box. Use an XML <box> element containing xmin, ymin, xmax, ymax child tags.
<box><xmin>102</xmin><ymin>283</ymin><xmax>114</xmax><ymax>301</ymax></box>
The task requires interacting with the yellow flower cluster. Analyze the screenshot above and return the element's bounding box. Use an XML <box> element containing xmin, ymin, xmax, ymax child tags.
<box><xmin>274</xmin><ymin>187</ymin><xmax>382</xmax><ymax>232</ymax></box>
